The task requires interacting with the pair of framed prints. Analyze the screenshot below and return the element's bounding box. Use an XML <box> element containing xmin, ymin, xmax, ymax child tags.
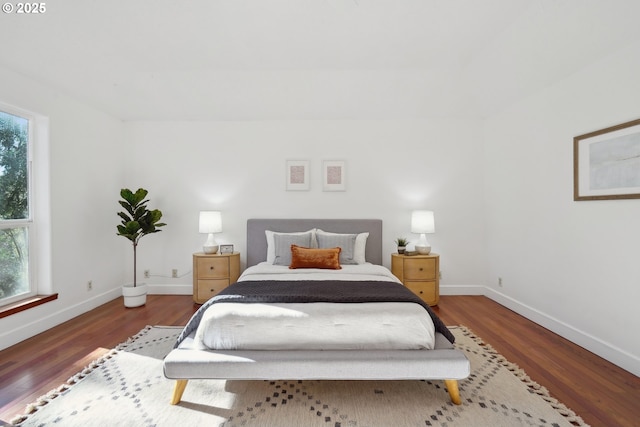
<box><xmin>286</xmin><ymin>160</ymin><xmax>345</xmax><ymax>192</ymax></box>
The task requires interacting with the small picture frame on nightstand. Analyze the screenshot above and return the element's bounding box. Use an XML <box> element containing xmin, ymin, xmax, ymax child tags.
<box><xmin>219</xmin><ymin>244</ymin><xmax>234</xmax><ymax>254</ymax></box>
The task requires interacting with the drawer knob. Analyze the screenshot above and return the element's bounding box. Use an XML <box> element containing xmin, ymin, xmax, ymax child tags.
<box><xmin>419</xmin><ymin>268</ymin><xmax>423</xmax><ymax>271</ymax></box>
<box><xmin>419</xmin><ymin>291</ymin><xmax>423</xmax><ymax>294</ymax></box>
<box><xmin>209</xmin><ymin>266</ymin><xmax>215</xmax><ymax>270</ymax></box>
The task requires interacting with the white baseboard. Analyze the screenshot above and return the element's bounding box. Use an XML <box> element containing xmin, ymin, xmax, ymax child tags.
<box><xmin>0</xmin><ymin>285</ymin><xmax>191</xmax><ymax>350</ymax></box>
<box><xmin>440</xmin><ymin>284</ymin><xmax>638</xmax><ymax>376</ymax></box>
<box><xmin>483</xmin><ymin>287</ymin><xmax>640</xmax><ymax>377</ymax></box>
<box><xmin>4</xmin><ymin>283</ymin><xmax>638</xmax><ymax>377</ymax></box>
<box><xmin>147</xmin><ymin>282</ymin><xmax>639</xmax><ymax>375</ymax></box>
<box><xmin>0</xmin><ymin>288</ymin><xmax>121</xmax><ymax>351</ymax></box>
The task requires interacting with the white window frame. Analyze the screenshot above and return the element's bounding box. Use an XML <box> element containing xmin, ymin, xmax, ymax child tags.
<box><xmin>0</xmin><ymin>101</ymin><xmax>51</xmax><ymax>307</ymax></box>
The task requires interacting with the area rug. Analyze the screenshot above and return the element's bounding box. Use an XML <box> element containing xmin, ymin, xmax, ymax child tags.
<box><xmin>11</xmin><ymin>325</ymin><xmax>587</xmax><ymax>427</ymax></box>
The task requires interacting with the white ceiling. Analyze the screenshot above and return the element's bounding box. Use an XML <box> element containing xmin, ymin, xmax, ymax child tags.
<box><xmin>1</xmin><ymin>0</ymin><xmax>639</xmax><ymax>121</ymax></box>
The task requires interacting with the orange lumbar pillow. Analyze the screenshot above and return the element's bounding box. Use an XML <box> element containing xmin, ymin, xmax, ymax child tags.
<box><xmin>289</xmin><ymin>244</ymin><xmax>342</xmax><ymax>269</ymax></box>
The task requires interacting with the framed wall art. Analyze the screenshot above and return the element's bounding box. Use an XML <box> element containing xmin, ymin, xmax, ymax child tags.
<box><xmin>219</xmin><ymin>244</ymin><xmax>234</xmax><ymax>254</ymax></box>
<box><xmin>286</xmin><ymin>160</ymin><xmax>310</xmax><ymax>191</ymax></box>
<box><xmin>574</xmin><ymin>118</ymin><xmax>640</xmax><ymax>201</ymax></box>
<box><xmin>322</xmin><ymin>160</ymin><xmax>346</xmax><ymax>191</ymax></box>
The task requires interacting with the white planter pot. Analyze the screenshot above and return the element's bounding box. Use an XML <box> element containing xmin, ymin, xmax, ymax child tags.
<box><xmin>122</xmin><ymin>283</ymin><xmax>148</xmax><ymax>308</ymax></box>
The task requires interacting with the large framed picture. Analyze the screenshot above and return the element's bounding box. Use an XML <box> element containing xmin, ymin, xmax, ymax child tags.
<box><xmin>286</xmin><ymin>160</ymin><xmax>310</xmax><ymax>191</ymax></box>
<box><xmin>322</xmin><ymin>160</ymin><xmax>346</xmax><ymax>191</ymax></box>
<box><xmin>574</xmin><ymin>118</ymin><xmax>640</xmax><ymax>201</ymax></box>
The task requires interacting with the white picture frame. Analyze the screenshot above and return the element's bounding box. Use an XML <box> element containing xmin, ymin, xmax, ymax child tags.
<box><xmin>219</xmin><ymin>244</ymin><xmax>234</xmax><ymax>254</ymax></box>
<box><xmin>286</xmin><ymin>160</ymin><xmax>310</xmax><ymax>191</ymax></box>
<box><xmin>322</xmin><ymin>160</ymin><xmax>346</xmax><ymax>191</ymax></box>
<box><xmin>574</xmin><ymin>118</ymin><xmax>640</xmax><ymax>200</ymax></box>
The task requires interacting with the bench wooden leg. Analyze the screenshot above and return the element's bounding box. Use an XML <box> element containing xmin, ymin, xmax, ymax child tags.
<box><xmin>170</xmin><ymin>379</ymin><xmax>189</xmax><ymax>405</ymax></box>
<box><xmin>444</xmin><ymin>379</ymin><xmax>461</xmax><ymax>405</ymax></box>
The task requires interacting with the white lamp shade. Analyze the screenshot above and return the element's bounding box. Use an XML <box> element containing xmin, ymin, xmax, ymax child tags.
<box><xmin>411</xmin><ymin>210</ymin><xmax>434</xmax><ymax>255</ymax></box>
<box><xmin>199</xmin><ymin>211</ymin><xmax>222</xmax><ymax>233</ymax></box>
<box><xmin>411</xmin><ymin>210</ymin><xmax>435</xmax><ymax>234</ymax></box>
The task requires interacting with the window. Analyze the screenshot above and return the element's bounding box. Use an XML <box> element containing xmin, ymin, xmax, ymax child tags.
<box><xmin>0</xmin><ymin>107</ymin><xmax>33</xmax><ymax>306</ymax></box>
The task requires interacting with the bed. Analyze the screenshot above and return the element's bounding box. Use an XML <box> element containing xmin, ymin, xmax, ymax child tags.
<box><xmin>163</xmin><ymin>219</ymin><xmax>470</xmax><ymax>405</ymax></box>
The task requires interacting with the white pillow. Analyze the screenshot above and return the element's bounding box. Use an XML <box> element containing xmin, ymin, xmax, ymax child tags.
<box><xmin>315</xmin><ymin>229</ymin><xmax>369</xmax><ymax>264</ymax></box>
<box><xmin>265</xmin><ymin>229</ymin><xmax>316</xmax><ymax>264</ymax></box>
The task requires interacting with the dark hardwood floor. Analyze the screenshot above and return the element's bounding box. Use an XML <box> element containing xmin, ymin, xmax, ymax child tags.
<box><xmin>0</xmin><ymin>295</ymin><xmax>638</xmax><ymax>426</ymax></box>
<box><xmin>433</xmin><ymin>297</ymin><xmax>640</xmax><ymax>427</ymax></box>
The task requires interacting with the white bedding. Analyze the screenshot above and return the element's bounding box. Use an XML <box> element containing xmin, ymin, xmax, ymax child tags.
<box><xmin>193</xmin><ymin>263</ymin><xmax>436</xmax><ymax>351</ymax></box>
<box><xmin>238</xmin><ymin>262</ymin><xmax>403</xmax><ymax>283</ymax></box>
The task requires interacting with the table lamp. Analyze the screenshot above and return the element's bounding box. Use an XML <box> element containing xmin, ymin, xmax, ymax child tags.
<box><xmin>199</xmin><ymin>211</ymin><xmax>222</xmax><ymax>254</ymax></box>
<box><xmin>411</xmin><ymin>210</ymin><xmax>435</xmax><ymax>255</ymax></box>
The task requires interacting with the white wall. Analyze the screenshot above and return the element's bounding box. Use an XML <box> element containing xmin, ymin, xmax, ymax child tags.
<box><xmin>483</xmin><ymin>40</ymin><xmax>640</xmax><ymax>375</ymax></box>
<box><xmin>124</xmin><ymin>119</ymin><xmax>487</xmax><ymax>290</ymax></box>
<box><xmin>0</xmin><ymin>66</ymin><xmax>125</xmax><ymax>349</ymax></box>
<box><xmin>2</xmin><ymin>21</ymin><xmax>637</xmax><ymax>378</ymax></box>
<box><xmin>0</xmin><ymin>84</ymin><xmax>488</xmax><ymax>349</ymax></box>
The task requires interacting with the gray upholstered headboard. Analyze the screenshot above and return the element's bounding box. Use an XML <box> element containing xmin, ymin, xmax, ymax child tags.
<box><xmin>247</xmin><ymin>219</ymin><xmax>383</xmax><ymax>267</ymax></box>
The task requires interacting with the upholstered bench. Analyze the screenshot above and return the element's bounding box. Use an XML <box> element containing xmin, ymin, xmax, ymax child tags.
<box><xmin>163</xmin><ymin>331</ymin><xmax>470</xmax><ymax>405</ymax></box>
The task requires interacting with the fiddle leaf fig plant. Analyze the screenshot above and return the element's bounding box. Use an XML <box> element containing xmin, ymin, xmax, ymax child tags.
<box><xmin>117</xmin><ymin>188</ymin><xmax>166</xmax><ymax>287</ymax></box>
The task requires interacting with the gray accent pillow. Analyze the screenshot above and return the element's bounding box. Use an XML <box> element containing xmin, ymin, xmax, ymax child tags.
<box><xmin>273</xmin><ymin>232</ymin><xmax>313</xmax><ymax>266</ymax></box>
<box><xmin>316</xmin><ymin>233</ymin><xmax>357</xmax><ymax>265</ymax></box>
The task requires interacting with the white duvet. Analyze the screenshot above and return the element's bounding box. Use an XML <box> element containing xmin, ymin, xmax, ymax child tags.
<box><xmin>194</xmin><ymin>263</ymin><xmax>436</xmax><ymax>350</ymax></box>
<box><xmin>236</xmin><ymin>262</ymin><xmax>405</xmax><ymax>283</ymax></box>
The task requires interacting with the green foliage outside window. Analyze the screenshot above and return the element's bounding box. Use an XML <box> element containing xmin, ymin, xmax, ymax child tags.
<box><xmin>0</xmin><ymin>111</ymin><xmax>30</xmax><ymax>300</ymax></box>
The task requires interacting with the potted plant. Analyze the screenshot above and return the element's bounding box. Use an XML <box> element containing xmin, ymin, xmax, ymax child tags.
<box><xmin>116</xmin><ymin>188</ymin><xmax>166</xmax><ymax>307</ymax></box>
<box><xmin>395</xmin><ymin>237</ymin><xmax>409</xmax><ymax>254</ymax></box>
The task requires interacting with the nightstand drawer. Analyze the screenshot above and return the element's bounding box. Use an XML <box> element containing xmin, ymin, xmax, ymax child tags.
<box><xmin>193</xmin><ymin>252</ymin><xmax>241</xmax><ymax>304</ymax></box>
<box><xmin>391</xmin><ymin>253</ymin><xmax>439</xmax><ymax>306</ymax></box>
<box><xmin>196</xmin><ymin>279</ymin><xmax>229</xmax><ymax>301</ymax></box>
<box><xmin>404</xmin><ymin>258</ymin><xmax>437</xmax><ymax>280</ymax></box>
<box><xmin>196</xmin><ymin>257</ymin><xmax>230</xmax><ymax>279</ymax></box>
<box><xmin>405</xmin><ymin>281</ymin><xmax>437</xmax><ymax>305</ymax></box>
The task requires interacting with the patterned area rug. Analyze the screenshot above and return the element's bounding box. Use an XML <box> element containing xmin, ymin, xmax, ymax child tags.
<box><xmin>11</xmin><ymin>326</ymin><xmax>587</xmax><ymax>427</ymax></box>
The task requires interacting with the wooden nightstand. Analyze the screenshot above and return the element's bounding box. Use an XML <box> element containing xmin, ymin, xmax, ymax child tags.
<box><xmin>391</xmin><ymin>253</ymin><xmax>440</xmax><ymax>306</ymax></box>
<box><xmin>192</xmin><ymin>252</ymin><xmax>241</xmax><ymax>304</ymax></box>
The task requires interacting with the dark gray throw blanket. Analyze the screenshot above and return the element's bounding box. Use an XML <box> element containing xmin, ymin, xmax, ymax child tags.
<box><xmin>175</xmin><ymin>280</ymin><xmax>455</xmax><ymax>348</ymax></box>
